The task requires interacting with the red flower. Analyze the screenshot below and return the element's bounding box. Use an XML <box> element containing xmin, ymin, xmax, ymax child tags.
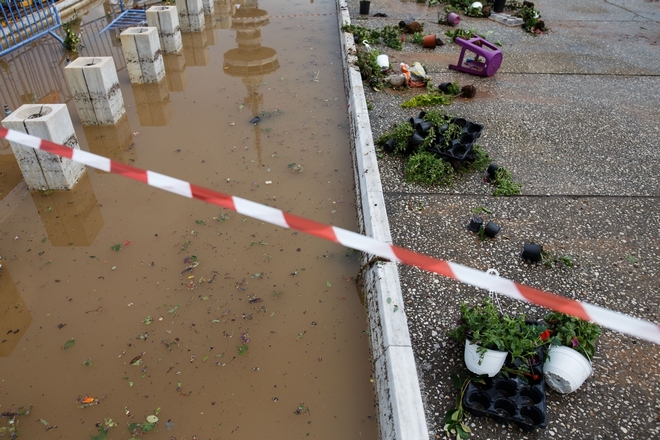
<box><xmin>540</xmin><ymin>329</ymin><xmax>551</xmax><ymax>341</ymax></box>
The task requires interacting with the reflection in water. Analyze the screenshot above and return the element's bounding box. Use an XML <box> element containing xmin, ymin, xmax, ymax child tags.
<box><xmin>205</xmin><ymin>15</ymin><xmax>217</xmax><ymax>46</ymax></box>
<box><xmin>0</xmin><ymin>267</ymin><xmax>33</xmax><ymax>357</ymax></box>
<box><xmin>182</xmin><ymin>32</ymin><xmax>210</xmax><ymax>67</ymax></box>
<box><xmin>31</xmin><ymin>171</ymin><xmax>104</xmax><ymax>246</ymax></box>
<box><xmin>82</xmin><ymin>113</ymin><xmax>134</xmax><ymax>162</ymax></box>
<box><xmin>214</xmin><ymin>0</ymin><xmax>236</xmax><ymax>29</ymax></box>
<box><xmin>132</xmin><ymin>79</ymin><xmax>173</xmax><ymax>126</ymax></box>
<box><xmin>223</xmin><ymin>0</ymin><xmax>279</xmax><ymax>165</ymax></box>
<box><xmin>162</xmin><ymin>52</ymin><xmax>188</xmax><ymax>92</ymax></box>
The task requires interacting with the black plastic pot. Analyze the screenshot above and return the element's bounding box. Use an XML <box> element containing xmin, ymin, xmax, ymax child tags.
<box><xmin>408</xmin><ymin>132</ymin><xmax>425</xmax><ymax>148</ymax></box>
<box><xmin>417</xmin><ymin>111</ymin><xmax>426</xmax><ymax>120</ymax></box>
<box><xmin>467</xmin><ymin>216</ymin><xmax>484</xmax><ymax>233</ymax></box>
<box><xmin>416</xmin><ymin>121</ymin><xmax>433</xmax><ymax>136</ymax></box>
<box><xmin>460</xmin><ymin>132</ymin><xmax>475</xmax><ymax>146</ymax></box>
<box><xmin>452</xmin><ymin>117</ymin><xmax>467</xmax><ymax>128</ymax></box>
<box><xmin>493</xmin><ymin>0</ymin><xmax>506</xmax><ymax>13</ymax></box>
<box><xmin>359</xmin><ymin>1</ymin><xmax>370</xmax><ymax>15</ymax></box>
<box><xmin>464</xmin><ymin>121</ymin><xmax>484</xmax><ymax>139</ymax></box>
<box><xmin>487</xmin><ymin>163</ymin><xmax>499</xmax><ymax>179</ymax></box>
<box><xmin>438</xmin><ymin>123</ymin><xmax>449</xmax><ymax>134</ymax></box>
<box><xmin>521</xmin><ymin>243</ymin><xmax>543</xmax><ymax>262</ymax></box>
<box><xmin>439</xmin><ymin>82</ymin><xmax>452</xmax><ymax>93</ymax></box>
<box><xmin>409</xmin><ymin>117</ymin><xmax>423</xmax><ymax>128</ymax></box>
<box><xmin>484</xmin><ymin>221</ymin><xmax>500</xmax><ymax>238</ymax></box>
<box><xmin>383</xmin><ymin>138</ymin><xmax>396</xmax><ymax>153</ymax></box>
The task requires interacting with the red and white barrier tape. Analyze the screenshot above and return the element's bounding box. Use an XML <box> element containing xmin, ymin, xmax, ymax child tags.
<box><xmin>2</xmin><ymin>127</ymin><xmax>659</xmax><ymax>345</ymax></box>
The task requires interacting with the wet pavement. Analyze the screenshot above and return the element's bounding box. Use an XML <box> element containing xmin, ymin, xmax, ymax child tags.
<box><xmin>0</xmin><ymin>1</ymin><xmax>379</xmax><ymax>439</ymax></box>
<box><xmin>346</xmin><ymin>0</ymin><xmax>660</xmax><ymax>439</ymax></box>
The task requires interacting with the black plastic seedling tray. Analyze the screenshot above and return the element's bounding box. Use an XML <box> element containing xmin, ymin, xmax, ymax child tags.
<box><xmin>462</xmin><ymin>356</ymin><xmax>547</xmax><ymax>432</ymax></box>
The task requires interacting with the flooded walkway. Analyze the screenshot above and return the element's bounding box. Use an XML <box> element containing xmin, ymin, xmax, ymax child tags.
<box><xmin>0</xmin><ymin>0</ymin><xmax>378</xmax><ymax>438</ymax></box>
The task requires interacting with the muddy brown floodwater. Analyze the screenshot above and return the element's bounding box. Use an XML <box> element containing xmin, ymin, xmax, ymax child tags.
<box><xmin>0</xmin><ymin>0</ymin><xmax>379</xmax><ymax>438</ymax></box>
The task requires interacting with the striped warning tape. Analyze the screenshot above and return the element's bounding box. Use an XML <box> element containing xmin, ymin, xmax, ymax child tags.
<box><xmin>2</xmin><ymin>127</ymin><xmax>659</xmax><ymax>345</ymax></box>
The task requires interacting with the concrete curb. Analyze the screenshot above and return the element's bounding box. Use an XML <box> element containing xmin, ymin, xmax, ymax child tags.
<box><xmin>335</xmin><ymin>2</ymin><xmax>429</xmax><ymax>439</ymax></box>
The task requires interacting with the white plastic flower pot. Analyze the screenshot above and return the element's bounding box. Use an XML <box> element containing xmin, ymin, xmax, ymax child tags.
<box><xmin>464</xmin><ymin>339</ymin><xmax>508</xmax><ymax>377</ymax></box>
<box><xmin>543</xmin><ymin>346</ymin><xmax>593</xmax><ymax>394</ymax></box>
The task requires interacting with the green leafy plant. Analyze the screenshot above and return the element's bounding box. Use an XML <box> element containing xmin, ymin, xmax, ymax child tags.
<box><xmin>375</xmin><ymin>121</ymin><xmax>414</xmax><ymax>155</ymax></box>
<box><xmin>446</xmin><ymin>82</ymin><xmax>462</xmax><ymax>96</ymax></box>
<box><xmin>355</xmin><ymin>48</ymin><xmax>383</xmax><ymax>82</ymax></box>
<box><xmin>443</xmin><ymin>372</ymin><xmax>480</xmax><ymax>439</ymax></box>
<box><xmin>411</xmin><ymin>32</ymin><xmax>425</xmax><ymax>45</ymax></box>
<box><xmin>516</xmin><ymin>4</ymin><xmax>548</xmax><ymax>34</ymax></box>
<box><xmin>464</xmin><ymin>5</ymin><xmax>482</xmax><ymax>17</ymax></box>
<box><xmin>544</xmin><ymin>312</ymin><xmax>602</xmax><ymax>360</ymax></box>
<box><xmin>541</xmin><ymin>251</ymin><xmax>574</xmax><ymax>268</ymax></box>
<box><xmin>405</xmin><ymin>151</ymin><xmax>454</xmax><ymax>186</ymax></box>
<box><xmin>62</xmin><ymin>14</ymin><xmax>81</xmax><ymax>52</ymax></box>
<box><xmin>341</xmin><ymin>24</ymin><xmax>403</xmax><ymax>50</ymax></box>
<box><xmin>448</xmin><ymin>299</ymin><xmax>547</xmax><ymax>369</ymax></box>
<box><xmin>492</xmin><ymin>166</ymin><xmax>522</xmax><ymax>196</ymax></box>
<box><xmin>128</xmin><ymin>410</ymin><xmax>160</xmax><ymax>437</ymax></box>
<box><xmin>401</xmin><ymin>93</ymin><xmax>453</xmax><ymax>108</ymax></box>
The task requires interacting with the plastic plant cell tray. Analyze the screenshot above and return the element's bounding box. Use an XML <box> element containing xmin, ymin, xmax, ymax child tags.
<box><xmin>489</xmin><ymin>12</ymin><xmax>524</xmax><ymax>27</ymax></box>
<box><xmin>462</xmin><ymin>362</ymin><xmax>547</xmax><ymax>431</ymax></box>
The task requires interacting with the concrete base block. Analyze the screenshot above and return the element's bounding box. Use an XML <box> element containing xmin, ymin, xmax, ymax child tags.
<box><xmin>64</xmin><ymin>56</ymin><xmax>125</xmax><ymax>125</ymax></box>
<box><xmin>163</xmin><ymin>52</ymin><xmax>188</xmax><ymax>92</ymax></box>
<box><xmin>202</xmin><ymin>0</ymin><xmax>214</xmax><ymax>16</ymax></box>
<box><xmin>176</xmin><ymin>0</ymin><xmax>205</xmax><ymax>32</ymax></box>
<box><xmin>132</xmin><ymin>79</ymin><xmax>173</xmax><ymax>126</ymax></box>
<box><xmin>146</xmin><ymin>6</ymin><xmax>183</xmax><ymax>54</ymax></box>
<box><xmin>1</xmin><ymin>104</ymin><xmax>86</xmax><ymax>190</ymax></box>
<box><xmin>120</xmin><ymin>27</ymin><xmax>166</xmax><ymax>84</ymax></box>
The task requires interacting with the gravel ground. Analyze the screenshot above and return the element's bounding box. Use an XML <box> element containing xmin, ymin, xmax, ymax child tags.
<box><xmin>344</xmin><ymin>0</ymin><xmax>660</xmax><ymax>438</ymax></box>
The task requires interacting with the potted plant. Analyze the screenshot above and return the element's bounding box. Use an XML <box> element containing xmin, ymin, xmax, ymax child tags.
<box><xmin>448</xmin><ymin>299</ymin><xmax>546</xmax><ymax>377</ymax></box>
<box><xmin>542</xmin><ymin>312</ymin><xmax>602</xmax><ymax>394</ymax></box>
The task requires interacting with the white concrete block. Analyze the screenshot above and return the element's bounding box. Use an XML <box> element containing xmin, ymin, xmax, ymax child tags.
<box><xmin>146</xmin><ymin>6</ymin><xmax>183</xmax><ymax>54</ymax></box>
<box><xmin>202</xmin><ymin>0</ymin><xmax>214</xmax><ymax>16</ymax></box>
<box><xmin>175</xmin><ymin>0</ymin><xmax>205</xmax><ymax>32</ymax></box>
<box><xmin>64</xmin><ymin>56</ymin><xmax>125</xmax><ymax>125</ymax></box>
<box><xmin>120</xmin><ymin>27</ymin><xmax>166</xmax><ymax>84</ymax></box>
<box><xmin>1</xmin><ymin>104</ymin><xmax>85</xmax><ymax>190</ymax></box>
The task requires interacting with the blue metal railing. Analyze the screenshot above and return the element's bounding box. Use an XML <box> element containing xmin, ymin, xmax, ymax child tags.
<box><xmin>0</xmin><ymin>0</ymin><xmax>62</xmax><ymax>57</ymax></box>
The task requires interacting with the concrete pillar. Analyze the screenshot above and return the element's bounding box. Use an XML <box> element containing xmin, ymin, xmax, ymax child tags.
<box><xmin>120</xmin><ymin>27</ymin><xmax>166</xmax><ymax>84</ymax></box>
<box><xmin>176</xmin><ymin>0</ymin><xmax>205</xmax><ymax>32</ymax></box>
<box><xmin>182</xmin><ymin>31</ymin><xmax>209</xmax><ymax>67</ymax></box>
<box><xmin>82</xmin><ymin>112</ymin><xmax>133</xmax><ymax>162</ymax></box>
<box><xmin>163</xmin><ymin>52</ymin><xmax>188</xmax><ymax>92</ymax></box>
<box><xmin>132</xmin><ymin>79</ymin><xmax>173</xmax><ymax>126</ymax></box>
<box><xmin>202</xmin><ymin>0</ymin><xmax>214</xmax><ymax>15</ymax></box>
<box><xmin>146</xmin><ymin>6</ymin><xmax>183</xmax><ymax>54</ymax></box>
<box><xmin>31</xmin><ymin>172</ymin><xmax>103</xmax><ymax>247</ymax></box>
<box><xmin>64</xmin><ymin>56</ymin><xmax>126</xmax><ymax>125</ymax></box>
<box><xmin>1</xmin><ymin>104</ymin><xmax>86</xmax><ymax>190</ymax></box>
